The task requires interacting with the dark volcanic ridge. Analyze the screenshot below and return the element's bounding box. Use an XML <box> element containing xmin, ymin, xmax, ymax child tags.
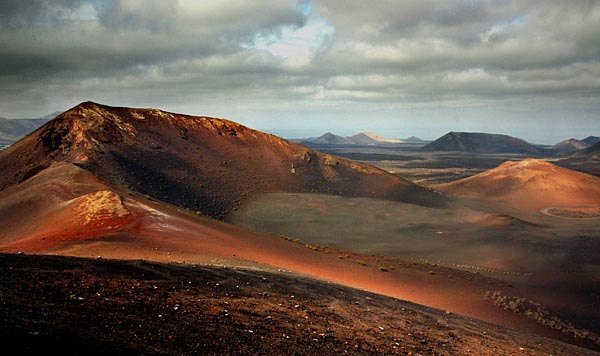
<box><xmin>0</xmin><ymin>101</ymin><xmax>446</xmax><ymax>219</ymax></box>
<box><xmin>423</xmin><ymin>132</ymin><xmax>545</xmax><ymax>154</ymax></box>
<box><xmin>1</xmin><ymin>253</ymin><xmax>593</xmax><ymax>356</ymax></box>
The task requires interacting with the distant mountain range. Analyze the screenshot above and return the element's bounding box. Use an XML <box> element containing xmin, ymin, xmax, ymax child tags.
<box><xmin>0</xmin><ymin>111</ymin><xmax>61</xmax><ymax>145</ymax></box>
<box><xmin>3</xmin><ymin>111</ymin><xmax>597</xmax><ymax>159</ymax></box>
<box><xmin>551</xmin><ymin>138</ymin><xmax>590</xmax><ymax>154</ymax></box>
<box><xmin>302</xmin><ymin>132</ymin><xmax>427</xmax><ymax>146</ymax></box>
<box><xmin>550</xmin><ymin>136</ymin><xmax>600</xmax><ymax>155</ymax></box>
<box><xmin>421</xmin><ymin>132</ymin><xmax>600</xmax><ymax>157</ymax></box>
<box><xmin>422</xmin><ymin>132</ymin><xmax>545</xmax><ymax>154</ymax></box>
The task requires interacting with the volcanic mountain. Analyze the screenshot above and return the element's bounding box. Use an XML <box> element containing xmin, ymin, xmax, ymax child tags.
<box><xmin>552</xmin><ymin>138</ymin><xmax>590</xmax><ymax>154</ymax></box>
<box><xmin>0</xmin><ymin>102</ymin><xmax>445</xmax><ymax>220</ymax></box>
<box><xmin>582</xmin><ymin>136</ymin><xmax>600</xmax><ymax>145</ymax></box>
<box><xmin>349</xmin><ymin>132</ymin><xmax>403</xmax><ymax>145</ymax></box>
<box><xmin>402</xmin><ymin>135</ymin><xmax>427</xmax><ymax>144</ymax></box>
<box><xmin>309</xmin><ymin>132</ymin><xmax>352</xmax><ymax>145</ymax></box>
<box><xmin>435</xmin><ymin>159</ymin><xmax>600</xmax><ymax>211</ymax></box>
<box><xmin>0</xmin><ymin>101</ymin><xmax>452</xmax><ymax>288</ymax></box>
<box><xmin>423</xmin><ymin>132</ymin><xmax>545</xmax><ymax>154</ymax></box>
<box><xmin>302</xmin><ymin>131</ymin><xmax>404</xmax><ymax>146</ymax></box>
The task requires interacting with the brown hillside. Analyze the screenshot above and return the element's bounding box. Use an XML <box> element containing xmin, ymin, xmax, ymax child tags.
<box><xmin>435</xmin><ymin>158</ymin><xmax>600</xmax><ymax>211</ymax></box>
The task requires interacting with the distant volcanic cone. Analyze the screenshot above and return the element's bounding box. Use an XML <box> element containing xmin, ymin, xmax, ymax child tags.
<box><xmin>435</xmin><ymin>158</ymin><xmax>600</xmax><ymax>211</ymax></box>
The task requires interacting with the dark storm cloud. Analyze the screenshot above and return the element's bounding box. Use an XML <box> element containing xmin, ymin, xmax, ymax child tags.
<box><xmin>307</xmin><ymin>0</ymin><xmax>600</xmax><ymax>103</ymax></box>
<box><xmin>0</xmin><ymin>0</ymin><xmax>86</xmax><ymax>28</ymax></box>
<box><xmin>0</xmin><ymin>0</ymin><xmax>304</xmax><ymax>76</ymax></box>
<box><xmin>0</xmin><ymin>0</ymin><xmax>598</xmax><ymax>142</ymax></box>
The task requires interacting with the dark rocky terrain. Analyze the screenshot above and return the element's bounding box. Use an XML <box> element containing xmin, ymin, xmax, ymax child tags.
<box><xmin>1</xmin><ymin>253</ymin><xmax>594</xmax><ymax>356</ymax></box>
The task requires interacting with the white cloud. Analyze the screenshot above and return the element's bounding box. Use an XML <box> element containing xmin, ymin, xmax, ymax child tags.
<box><xmin>246</xmin><ymin>14</ymin><xmax>334</xmax><ymax>67</ymax></box>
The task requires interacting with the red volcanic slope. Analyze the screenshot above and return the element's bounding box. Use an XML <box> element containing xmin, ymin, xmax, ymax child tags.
<box><xmin>435</xmin><ymin>158</ymin><xmax>600</xmax><ymax>210</ymax></box>
<box><xmin>0</xmin><ymin>160</ymin><xmax>578</xmax><ymax>346</ymax></box>
<box><xmin>0</xmin><ymin>102</ymin><xmax>445</xmax><ymax>219</ymax></box>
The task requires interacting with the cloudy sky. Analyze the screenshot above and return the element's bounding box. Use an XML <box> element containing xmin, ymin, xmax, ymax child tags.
<box><xmin>1</xmin><ymin>0</ymin><xmax>599</xmax><ymax>143</ymax></box>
